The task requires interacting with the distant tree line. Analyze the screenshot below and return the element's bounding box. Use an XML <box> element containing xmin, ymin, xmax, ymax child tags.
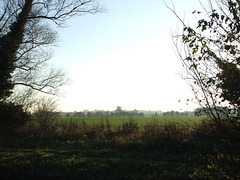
<box><xmin>59</xmin><ymin>106</ymin><xmax>196</xmax><ymax>118</ymax></box>
<box><xmin>63</xmin><ymin>107</ymin><xmax>144</xmax><ymax>118</ymax></box>
<box><xmin>162</xmin><ymin>111</ymin><xmax>194</xmax><ymax>117</ymax></box>
<box><xmin>194</xmin><ymin>107</ymin><xmax>239</xmax><ymax>117</ymax></box>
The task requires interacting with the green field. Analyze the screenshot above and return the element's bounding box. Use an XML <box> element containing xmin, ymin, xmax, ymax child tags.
<box><xmin>1</xmin><ymin>115</ymin><xmax>238</xmax><ymax>179</ymax></box>
<box><xmin>0</xmin><ymin>117</ymin><xmax>202</xmax><ymax>180</ymax></box>
<box><xmin>56</xmin><ymin>116</ymin><xmax>203</xmax><ymax>127</ymax></box>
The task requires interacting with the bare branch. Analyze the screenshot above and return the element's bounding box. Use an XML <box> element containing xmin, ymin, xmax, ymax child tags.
<box><xmin>163</xmin><ymin>0</ymin><xmax>186</xmax><ymax>27</ymax></box>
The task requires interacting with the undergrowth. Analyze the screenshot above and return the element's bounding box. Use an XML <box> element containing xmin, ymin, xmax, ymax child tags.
<box><xmin>0</xmin><ymin>118</ymin><xmax>240</xmax><ymax>179</ymax></box>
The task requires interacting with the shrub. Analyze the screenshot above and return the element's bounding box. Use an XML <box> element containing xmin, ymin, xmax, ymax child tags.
<box><xmin>33</xmin><ymin>97</ymin><xmax>58</xmax><ymax>134</ymax></box>
<box><xmin>0</xmin><ymin>102</ymin><xmax>30</xmax><ymax>135</ymax></box>
<box><xmin>120</xmin><ymin>118</ymin><xmax>138</xmax><ymax>135</ymax></box>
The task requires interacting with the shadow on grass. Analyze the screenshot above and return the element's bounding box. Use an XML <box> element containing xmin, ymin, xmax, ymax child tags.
<box><xmin>0</xmin><ymin>133</ymin><xmax>195</xmax><ymax>180</ymax></box>
<box><xmin>2</xmin><ymin>118</ymin><xmax>235</xmax><ymax>179</ymax></box>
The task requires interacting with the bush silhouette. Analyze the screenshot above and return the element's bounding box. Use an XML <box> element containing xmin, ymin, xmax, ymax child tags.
<box><xmin>0</xmin><ymin>102</ymin><xmax>30</xmax><ymax>135</ymax></box>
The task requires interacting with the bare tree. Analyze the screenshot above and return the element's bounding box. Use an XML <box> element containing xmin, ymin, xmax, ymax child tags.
<box><xmin>33</xmin><ymin>96</ymin><xmax>59</xmax><ymax>131</ymax></box>
<box><xmin>0</xmin><ymin>0</ymin><xmax>102</xmax><ymax>100</ymax></box>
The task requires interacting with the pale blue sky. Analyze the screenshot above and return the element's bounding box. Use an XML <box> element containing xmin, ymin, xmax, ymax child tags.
<box><xmin>51</xmin><ymin>0</ymin><xmax>203</xmax><ymax>111</ymax></box>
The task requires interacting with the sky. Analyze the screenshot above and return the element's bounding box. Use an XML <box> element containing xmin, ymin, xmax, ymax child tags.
<box><xmin>51</xmin><ymin>0</ymin><xmax>203</xmax><ymax>112</ymax></box>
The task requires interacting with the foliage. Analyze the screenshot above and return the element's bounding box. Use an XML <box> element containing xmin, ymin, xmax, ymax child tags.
<box><xmin>0</xmin><ymin>118</ymin><xmax>194</xmax><ymax>179</ymax></box>
<box><xmin>190</xmin><ymin>118</ymin><xmax>240</xmax><ymax>179</ymax></box>
<box><xmin>0</xmin><ymin>102</ymin><xmax>30</xmax><ymax>135</ymax></box>
<box><xmin>1</xmin><ymin>117</ymin><xmax>239</xmax><ymax>179</ymax></box>
<box><xmin>166</xmin><ymin>0</ymin><xmax>240</xmax><ymax>178</ymax></box>
<box><xmin>173</xmin><ymin>0</ymin><xmax>240</xmax><ymax>114</ymax></box>
<box><xmin>0</xmin><ymin>0</ymin><xmax>32</xmax><ymax>99</ymax></box>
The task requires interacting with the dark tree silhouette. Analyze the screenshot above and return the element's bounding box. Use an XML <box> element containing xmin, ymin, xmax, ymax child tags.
<box><xmin>0</xmin><ymin>0</ymin><xmax>101</xmax><ymax>101</ymax></box>
<box><xmin>0</xmin><ymin>0</ymin><xmax>101</xmax><ymax>131</ymax></box>
<box><xmin>0</xmin><ymin>0</ymin><xmax>33</xmax><ymax>99</ymax></box>
<box><xmin>166</xmin><ymin>0</ymin><xmax>240</xmax><ymax>178</ymax></box>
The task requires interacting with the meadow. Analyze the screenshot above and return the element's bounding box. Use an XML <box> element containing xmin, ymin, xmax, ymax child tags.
<box><xmin>56</xmin><ymin>116</ymin><xmax>203</xmax><ymax>128</ymax></box>
<box><xmin>0</xmin><ymin>115</ymin><xmax>239</xmax><ymax>179</ymax></box>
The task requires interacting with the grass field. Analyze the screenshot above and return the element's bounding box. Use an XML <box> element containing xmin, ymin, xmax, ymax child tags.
<box><xmin>56</xmin><ymin>116</ymin><xmax>203</xmax><ymax>128</ymax></box>
<box><xmin>1</xmin><ymin>115</ymin><xmax>239</xmax><ymax>179</ymax></box>
<box><xmin>0</xmin><ymin>139</ymin><xmax>195</xmax><ymax>180</ymax></box>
